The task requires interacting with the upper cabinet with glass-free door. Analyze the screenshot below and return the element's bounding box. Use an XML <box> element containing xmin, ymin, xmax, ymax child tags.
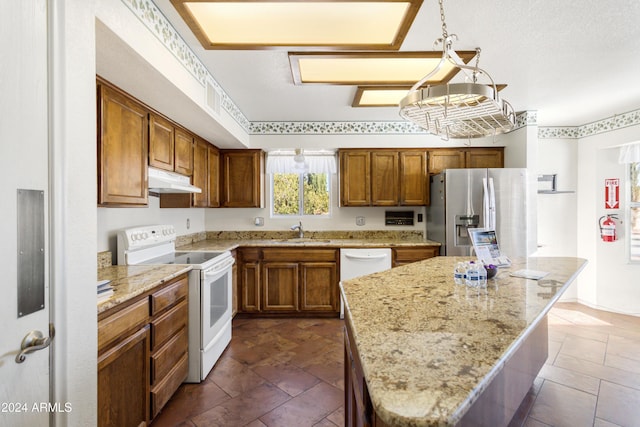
<box><xmin>428</xmin><ymin>147</ymin><xmax>504</xmax><ymax>174</ymax></box>
<box><xmin>221</xmin><ymin>149</ymin><xmax>264</xmax><ymax>208</ymax></box>
<box><xmin>339</xmin><ymin>149</ymin><xmax>428</xmax><ymax>206</ymax></box>
<box><xmin>97</xmin><ymin>82</ymin><xmax>149</xmax><ymax>206</ymax></box>
<box><xmin>148</xmin><ymin>113</ymin><xmax>193</xmax><ymax>177</ymax></box>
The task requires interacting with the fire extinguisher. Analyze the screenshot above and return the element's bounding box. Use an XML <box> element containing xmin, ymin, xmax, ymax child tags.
<box><xmin>599</xmin><ymin>214</ymin><xmax>618</xmax><ymax>242</ymax></box>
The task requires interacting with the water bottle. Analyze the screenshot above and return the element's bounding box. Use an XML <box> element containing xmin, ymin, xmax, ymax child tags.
<box><xmin>477</xmin><ymin>263</ymin><xmax>487</xmax><ymax>288</ymax></box>
<box><xmin>453</xmin><ymin>262</ymin><xmax>466</xmax><ymax>285</ymax></box>
<box><xmin>465</xmin><ymin>261</ymin><xmax>479</xmax><ymax>287</ymax></box>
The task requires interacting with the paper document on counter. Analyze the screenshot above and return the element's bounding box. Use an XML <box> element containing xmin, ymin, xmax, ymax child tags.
<box><xmin>510</xmin><ymin>269</ymin><xmax>549</xmax><ymax>280</ymax></box>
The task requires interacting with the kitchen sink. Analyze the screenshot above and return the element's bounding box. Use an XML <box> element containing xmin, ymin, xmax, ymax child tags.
<box><xmin>274</xmin><ymin>238</ymin><xmax>332</xmax><ymax>244</ymax></box>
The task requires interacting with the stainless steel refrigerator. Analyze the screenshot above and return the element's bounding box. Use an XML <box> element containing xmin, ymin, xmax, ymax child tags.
<box><xmin>427</xmin><ymin>168</ymin><xmax>537</xmax><ymax>258</ymax></box>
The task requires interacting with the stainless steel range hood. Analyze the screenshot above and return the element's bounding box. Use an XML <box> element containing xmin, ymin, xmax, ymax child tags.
<box><xmin>148</xmin><ymin>167</ymin><xmax>202</xmax><ymax>194</ymax></box>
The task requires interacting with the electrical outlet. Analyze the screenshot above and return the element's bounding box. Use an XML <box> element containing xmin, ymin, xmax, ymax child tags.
<box><xmin>356</xmin><ymin>216</ymin><xmax>365</xmax><ymax>226</ymax></box>
<box><xmin>186</xmin><ymin>218</ymin><xmax>190</xmax><ymax>229</ymax></box>
<box><xmin>417</xmin><ymin>213</ymin><xmax>423</xmax><ymax>223</ymax></box>
<box><xmin>254</xmin><ymin>217</ymin><xmax>264</xmax><ymax>226</ymax></box>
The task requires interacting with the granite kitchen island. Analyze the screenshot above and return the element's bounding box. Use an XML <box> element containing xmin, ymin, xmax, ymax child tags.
<box><xmin>340</xmin><ymin>256</ymin><xmax>587</xmax><ymax>427</ymax></box>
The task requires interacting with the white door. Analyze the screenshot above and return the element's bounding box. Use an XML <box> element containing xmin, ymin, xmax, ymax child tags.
<box><xmin>0</xmin><ymin>1</ymin><xmax>52</xmax><ymax>426</ymax></box>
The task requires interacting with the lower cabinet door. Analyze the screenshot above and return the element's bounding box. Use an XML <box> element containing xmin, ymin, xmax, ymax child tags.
<box><xmin>300</xmin><ymin>262</ymin><xmax>337</xmax><ymax>312</ymax></box>
<box><xmin>262</xmin><ymin>262</ymin><xmax>299</xmax><ymax>311</ymax></box>
<box><xmin>98</xmin><ymin>326</ymin><xmax>150</xmax><ymax>427</ymax></box>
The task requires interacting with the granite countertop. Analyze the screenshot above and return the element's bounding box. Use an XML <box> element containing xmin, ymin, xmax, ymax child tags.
<box><xmin>340</xmin><ymin>256</ymin><xmax>587</xmax><ymax>427</ymax></box>
<box><xmin>97</xmin><ymin>264</ymin><xmax>192</xmax><ymax>314</ymax></box>
<box><xmin>176</xmin><ymin>238</ymin><xmax>440</xmax><ymax>252</ymax></box>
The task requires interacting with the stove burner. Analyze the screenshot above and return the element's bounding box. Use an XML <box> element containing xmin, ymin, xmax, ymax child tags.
<box><xmin>139</xmin><ymin>251</ymin><xmax>224</xmax><ymax>266</ymax></box>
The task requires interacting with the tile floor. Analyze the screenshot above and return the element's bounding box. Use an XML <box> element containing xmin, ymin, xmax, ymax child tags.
<box><xmin>151</xmin><ymin>302</ymin><xmax>640</xmax><ymax>427</ymax></box>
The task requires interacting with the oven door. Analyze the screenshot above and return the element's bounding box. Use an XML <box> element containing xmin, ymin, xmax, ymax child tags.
<box><xmin>201</xmin><ymin>256</ymin><xmax>234</xmax><ymax>348</ymax></box>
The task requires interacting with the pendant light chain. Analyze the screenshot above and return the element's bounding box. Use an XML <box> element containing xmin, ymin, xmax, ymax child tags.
<box><xmin>438</xmin><ymin>0</ymin><xmax>448</xmax><ymax>39</ymax></box>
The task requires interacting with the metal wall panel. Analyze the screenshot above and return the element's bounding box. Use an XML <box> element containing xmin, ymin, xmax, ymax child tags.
<box><xmin>17</xmin><ymin>189</ymin><xmax>45</xmax><ymax>317</ymax></box>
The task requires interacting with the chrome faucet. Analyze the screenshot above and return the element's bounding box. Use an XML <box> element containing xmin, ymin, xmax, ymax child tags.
<box><xmin>290</xmin><ymin>221</ymin><xmax>304</xmax><ymax>238</ymax></box>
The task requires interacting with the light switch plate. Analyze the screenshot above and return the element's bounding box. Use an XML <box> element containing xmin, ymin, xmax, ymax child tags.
<box><xmin>356</xmin><ymin>216</ymin><xmax>365</xmax><ymax>226</ymax></box>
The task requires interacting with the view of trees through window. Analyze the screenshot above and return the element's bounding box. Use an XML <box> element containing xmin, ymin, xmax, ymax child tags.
<box><xmin>272</xmin><ymin>173</ymin><xmax>330</xmax><ymax>216</ymax></box>
<box><xmin>630</xmin><ymin>162</ymin><xmax>640</xmax><ymax>262</ymax></box>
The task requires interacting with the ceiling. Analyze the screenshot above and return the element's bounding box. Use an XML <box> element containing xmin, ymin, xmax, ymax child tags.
<box><xmin>147</xmin><ymin>0</ymin><xmax>640</xmax><ymax>129</ymax></box>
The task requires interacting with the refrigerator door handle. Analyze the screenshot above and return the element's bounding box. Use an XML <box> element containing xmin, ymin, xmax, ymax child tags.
<box><xmin>488</xmin><ymin>177</ymin><xmax>496</xmax><ymax>230</ymax></box>
<box><xmin>482</xmin><ymin>178</ymin><xmax>491</xmax><ymax>229</ymax></box>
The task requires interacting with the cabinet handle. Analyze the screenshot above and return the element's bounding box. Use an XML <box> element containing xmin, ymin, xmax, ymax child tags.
<box><xmin>344</xmin><ymin>253</ymin><xmax>388</xmax><ymax>261</ymax></box>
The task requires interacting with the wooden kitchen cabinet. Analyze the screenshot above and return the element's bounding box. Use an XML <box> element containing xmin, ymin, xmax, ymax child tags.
<box><xmin>340</xmin><ymin>149</ymin><xmax>429</xmax><ymax>206</ymax></box>
<box><xmin>148</xmin><ymin>112</ymin><xmax>195</xmax><ymax>178</ymax></box>
<box><xmin>97</xmin><ymin>83</ymin><xmax>149</xmax><ymax>206</ymax></box>
<box><xmin>428</xmin><ymin>148</ymin><xmax>504</xmax><ymax>174</ymax></box>
<box><xmin>466</xmin><ymin>148</ymin><xmax>504</xmax><ymax>169</ymax></box>
<box><xmin>262</xmin><ymin>262</ymin><xmax>299</xmax><ymax>311</ymax></box>
<box><xmin>98</xmin><ymin>326</ymin><xmax>150</xmax><ymax>427</ymax></box>
<box><xmin>300</xmin><ymin>262</ymin><xmax>338</xmax><ymax>312</ymax></box>
<box><xmin>208</xmin><ymin>145</ymin><xmax>220</xmax><ymax>207</ymax></box>
<box><xmin>238</xmin><ymin>247</ymin><xmax>339</xmax><ymax>316</ymax></box>
<box><xmin>192</xmin><ymin>138</ymin><xmax>209</xmax><ymax>208</ymax></box>
<box><xmin>239</xmin><ymin>248</ymin><xmax>261</xmax><ymax>312</ymax></box>
<box><xmin>392</xmin><ymin>246</ymin><xmax>440</xmax><ymax>267</ymax></box>
<box><xmin>427</xmin><ymin>149</ymin><xmax>465</xmax><ymax>174</ymax></box>
<box><xmin>148</xmin><ymin>113</ymin><xmax>175</xmax><ymax>172</ymax></box>
<box><xmin>222</xmin><ymin>149</ymin><xmax>264</xmax><ymax>208</ymax></box>
<box><xmin>174</xmin><ymin>128</ymin><xmax>194</xmax><ymax>176</ymax></box>
<box><xmin>98</xmin><ymin>273</ymin><xmax>188</xmax><ymax>425</ymax></box>
<box><xmin>340</xmin><ymin>150</ymin><xmax>371</xmax><ymax>206</ymax></box>
<box><xmin>371</xmin><ymin>151</ymin><xmax>399</xmax><ymax>206</ymax></box>
<box><xmin>149</xmin><ymin>298</ymin><xmax>188</xmax><ymax>418</ymax></box>
<box><xmin>399</xmin><ymin>150</ymin><xmax>429</xmax><ymax>205</ymax></box>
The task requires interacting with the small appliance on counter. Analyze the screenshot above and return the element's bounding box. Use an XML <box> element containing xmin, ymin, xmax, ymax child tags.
<box><xmin>117</xmin><ymin>225</ymin><xmax>234</xmax><ymax>383</ymax></box>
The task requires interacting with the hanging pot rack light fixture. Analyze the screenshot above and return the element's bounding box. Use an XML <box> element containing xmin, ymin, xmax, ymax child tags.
<box><xmin>399</xmin><ymin>0</ymin><xmax>515</xmax><ymax>139</ymax></box>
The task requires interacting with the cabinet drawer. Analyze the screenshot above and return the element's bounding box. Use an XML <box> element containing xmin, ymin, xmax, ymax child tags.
<box><xmin>151</xmin><ymin>352</ymin><xmax>188</xmax><ymax>418</ymax></box>
<box><xmin>262</xmin><ymin>248</ymin><xmax>337</xmax><ymax>262</ymax></box>
<box><xmin>151</xmin><ymin>326</ymin><xmax>188</xmax><ymax>385</ymax></box>
<box><xmin>150</xmin><ymin>275</ymin><xmax>188</xmax><ymax>315</ymax></box>
<box><xmin>393</xmin><ymin>247</ymin><xmax>439</xmax><ymax>267</ymax></box>
<box><xmin>151</xmin><ymin>300</ymin><xmax>187</xmax><ymax>350</ymax></box>
<box><xmin>98</xmin><ymin>298</ymin><xmax>149</xmax><ymax>351</ymax></box>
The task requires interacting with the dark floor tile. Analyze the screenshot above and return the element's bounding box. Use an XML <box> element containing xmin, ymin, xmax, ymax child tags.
<box><xmin>304</xmin><ymin>358</ymin><xmax>345</xmax><ymax>391</ymax></box>
<box><xmin>151</xmin><ymin>382</ymin><xmax>230</xmax><ymax>426</ymax></box>
<box><xmin>192</xmin><ymin>383</ymin><xmax>290</xmax><ymax>427</ymax></box>
<box><xmin>259</xmin><ymin>382</ymin><xmax>343</xmax><ymax>427</ymax></box>
<box><xmin>326</xmin><ymin>406</ymin><xmax>344</xmax><ymax>427</ymax></box>
<box><xmin>253</xmin><ymin>361</ymin><xmax>321</xmax><ymax>397</ymax></box>
<box><xmin>207</xmin><ymin>356</ymin><xmax>266</xmax><ymax>397</ymax></box>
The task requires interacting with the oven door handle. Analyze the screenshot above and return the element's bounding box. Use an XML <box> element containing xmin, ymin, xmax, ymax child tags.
<box><xmin>203</xmin><ymin>257</ymin><xmax>235</xmax><ymax>277</ymax></box>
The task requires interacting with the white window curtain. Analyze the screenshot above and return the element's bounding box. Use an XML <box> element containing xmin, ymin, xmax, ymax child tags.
<box><xmin>618</xmin><ymin>142</ymin><xmax>640</xmax><ymax>164</ymax></box>
<box><xmin>266</xmin><ymin>152</ymin><xmax>337</xmax><ymax>174</ymax></box>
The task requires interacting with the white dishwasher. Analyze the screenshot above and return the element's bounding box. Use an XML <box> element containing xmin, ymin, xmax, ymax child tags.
<box><xmin>339</xmin><ymin>248</ymin><xmax>392</xmax><ymax>318</ymax></box>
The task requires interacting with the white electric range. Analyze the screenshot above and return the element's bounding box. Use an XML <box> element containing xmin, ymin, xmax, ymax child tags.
<box><xmin>117</xmin><ymin>225</ymin><xmax>234</xmax><ymax>383</ymax></box>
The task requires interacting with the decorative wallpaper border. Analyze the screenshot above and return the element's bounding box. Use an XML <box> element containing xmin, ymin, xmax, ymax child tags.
<box><xmin>249</xmin><ymin>111</ymin><xmax>534</xmax><ymax>135</ymax></box>
<box><xmin>120</xmin><ymin>0</ymin><xmax>639</xmax><ymax>139</ymax></box>
<box><xmin>538</xmin><ymin>109</ymin><xmax>640</xmax><ymax>139</ymax></box>
<box><xmin>121</xmin><ymin>0</ymin><xmax>250</xmax><ymax>132</ymax></box>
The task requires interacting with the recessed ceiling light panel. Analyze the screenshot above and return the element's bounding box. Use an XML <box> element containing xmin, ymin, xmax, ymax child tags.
<box><xmin>353</xmin><ymin>84</ymin><xmax>507</xmax><ymax>107</ymax></box>
<box><xmin>171</xmin><ymin>0</ymin><xmax>423</xmax><ymax>50</ymax></box>
<box><xmin>289</xmin><ymin>51</ymin><xmax>476</xmax><ymax>85</ymax></box>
